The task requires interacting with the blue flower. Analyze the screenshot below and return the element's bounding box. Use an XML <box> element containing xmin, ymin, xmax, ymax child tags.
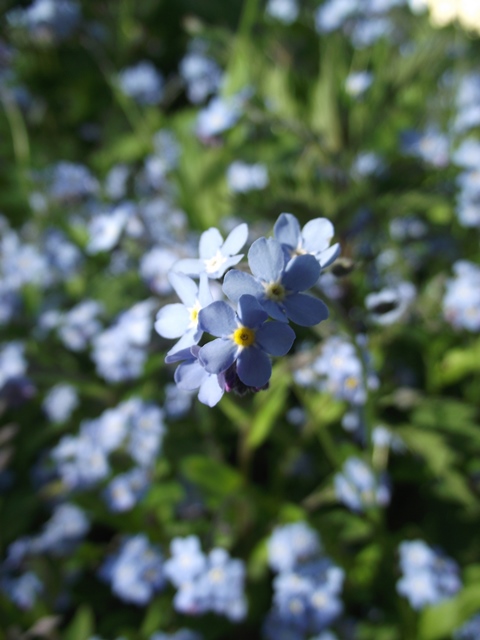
<box><xmin>168</xmin><ymin>346</ymin><xmax>225</xmax><ymax>407</ymax></box>
<box><xmin>223</xmin><ymin>237</ymin><xmax>328</xmax><ymax>326</ymax></box>
<box><xmin>155</xmin><ymin>272</ymin><xmax>213</xmax><ymax>358</ymax></box>
<box><xmin>197</xmin><ymin>294</ymin><xmax>295</xmax><ymax>388</ymax></box>
<box><xmin>274</xmin><ymin>213</ymin><xmax>340</xmax><ymax>269</ymax></box>
<box><xmin>174</xmin><ymin>223</ymin><xmax>248</xmax><ymax>279</ymax></box>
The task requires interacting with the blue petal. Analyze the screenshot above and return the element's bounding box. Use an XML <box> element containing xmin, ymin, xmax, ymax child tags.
<box><xmin>199</xmin><ymin>227</ymin><xmax>223</xmax><ymax>259</ymax></box>
<box><xmin>174</xmin><ymin>360</ymin><xmax>208</xmax><ymax>390</ymax></box>
<box><xmin>198</xmin><ymin>273</ymin><xmax>213</xmax><ymax>306</ymax></box>
<box><xmin>237</xmin><ymin>294</ymin><xmax>268</xmax><ymax>328</ymax></box>
<box><xmin>256</xmin><ymin>321</ymin><xmax>295</xmax><ymax>356</ymax></box>
<box><xmin>168</xmin><ymin>272</ymin><xmax>198</xmax><ymax>307</ymax></box>
<box><xmin>172</xmin><ymin>258</ymin><xmax>203</xmax><ymax>277</ymax></box>
<box><xmin>248</xmin><ymin>237</ymin><xmax>285</xmax><ymax>282</ymax></box>
<box><xmin>237</xmin><ymin>348</ymin><xmax>271</xmax><ymax>387</ymax></box>
<box><xmin>198</xmin><ymin>339</ymin><xmax>237</xmax><ymax>374</ymax></box>
<box><xmin>164</xmin><ymin>330</ymin><xmax>200</xmax><ymax>361</ymax></box>
<box><xmin>283</xmin><ymin>293</ymin><xmax>329</xmax><ymax>326</ymax></box>
<box><xmin>198</xmin><ymin>301</ymin><xmax>236</xmax><ymax>337</ymax></box>
<box><xmin>221</xmin><ymin>223</ymin><xmax>248</xmax><ymax>256</ymax></box>
<box><xmin>274</xmin><ymin>213</ymin><xmax>300</xmax><ymax>249</ymax></box>
<box><xmin>319</xmin><ymin>243</ymin><xmax>341</xmax><ymax>268</ymax></box>
<box><xmin>198</xmin><ymin>375</ymin><xmax>224</xmax><ymax>407</ymax></box>
<box><xmin>301</xmin><ymin>218</ymin><xmax>335</xmax><ymax>254</ymax></box>
<box><xmin>282</xmin><ymin>254</ymin><xmax>320</xmax><ymax>292</ymax></box>
<box><xmin>223</xmin><ymin>269</ymin><xmax>263</xmax><ymax>303</ymax></box>
<box><xmin>154</xmin><ymin>304</ymin><xmax>190</xmax><ymax>338</ymax></box>
<box><xmin>260</xmin><ymin>298</ymin><xmax>289</xmax><ymax>322</ymax></box>
<box><xmin>209</xmin><ymin>254</ymin><xmax>244</xmax><ymax>279</ymax></box>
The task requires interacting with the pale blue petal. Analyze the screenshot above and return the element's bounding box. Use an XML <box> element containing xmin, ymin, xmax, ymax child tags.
<box><xmin>283</xmin><ymin>293</ymin><xmax>329</xmax><ymax>326</ymax></box>
<box><xmin>237</xmin><ymin>294</ymin><xmax>268</xmax><ymax>328</ymax></box>
<box><xmin>301</xmin><ymin>218</ymin><xmax>335</xmax><ymax>254</ymax></box>
<box><xmin>198</xmin><ymin>339</ymin><xmax>237</xmax><ymax>374</ymax></box>
<box><xmin>274</xmin><ymin>213</ymin><xmax>300</xmax><ymax>248</ymax></box>
<box><xmin>256</xmin><ymin>321</ymin><xmax>295</xmax><ymax>356</ymax></box>
<box><xmin>198</xmin><ymin>374</ymin><xmax>224</xmax><ymax>407</ymax></box>
<box><xmin>221</xmin><ymin>222</ymin><xmax>248</xmax><ymax>256</ymax></box>
<box><xmin>209</xmin><ymin>253</ymin><xmax>244</xmax><ymax>279</ymax></box>
<box><xmin>174</xmin><ymin>360</ymin><xmax>208</xmax><ymax>390</ymax></box>
<box><xmin>282</xmin><ymin>254</ymin><xmax>320</xmax><ymax>291</ymax></box>
<box><xmin>164</xmin><ymin>331</ymin><xmax>199</xmax><ymax>362</ymax></box>
<box><xmin>198</xmin><ymin>301</ymin><xmax>236</xmax><ymax>336</ymax></box>
<box><xmin>172</xmin><ymin>258</ymin><xmax>204</xmax><ymax>276</ymax></box>
<box><xmin>198</xmin><ymin>273</ymin><xmax>213</xmax><ymax>306</ymax></box>
<box><xmin>168</xmin><ymin>272</ymin><xmax>198</xmax><ymax>306</ymax></box>
<box><xmin>223</xmin><ymin>270</ymin><xmax>263</xmax><ymax>303</ymax></box>
<box><xmin>155</xmin><ymin>304</ymin><xmax>190</xmax><ymax>338</ymax></box>
<box><xmin>319</xmin><ymin>243</ymin><xmax>341</xmax><ymax>268</ymax></box>
<box><xmin>237</xmin><ymin>348</ymin><xmax>271</xmax><ymax>387</ymax></box>
<box><xmin>248</xmin><ymin>237</ymin><xmax>285</xmax><ymax>282</ymax></box>
<box><xmin>199</xmin><ymin>227</ymin><xmax>223</xmax><ymax>259</ymax></box>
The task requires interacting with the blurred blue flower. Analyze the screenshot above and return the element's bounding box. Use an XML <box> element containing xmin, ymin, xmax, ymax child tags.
<box><xmin>0</xmin><ymin>571</ymin><xmax>43</xmax><ymax>610</ymax></box>
<box><xmin>42</xmin><ymin>383</ymin><xmax>79</xmax><ymax>423</ymax></box>
<box><xmin>196</xmin><ymin>96</ymin><xmax>242</xmax><ymax>139</ymax></box>
<box><xmin>224</xmin><ymin>237</ymin><xmax>328</xmax><ymax>326</ymax></box>
<box><xmin>118</xmin><ymin>61</ymin><xmax>164</xmax><ymax>105</ymax></box>
<box><xmin>268</xmin><ymin>522</ymin><xmax>321</xmax><ymax>573</ymax></box>
<box><xmin>100</xmin><ymin>535</ymin><xmax>166</xmax><ymax>605</ymax></box>
<box><xmin>334</xmin><ymin>457</ymin><xmax>391</xmax><ymax>512</ymax></box>
<box><xmin>174</xmin><ymin>223</ymin><xmax>248</xmax><ymax>279</ymax></box>
<box><xmin>227</xmin><ymin>161</ymin><xmax>269</xmax><ymax>193</ymax></box>
<box><xmin>104</xmin><ymin>467</ymin><xmax>150</xmax><ymax>512</ymax></box>
<box><xmin>265</xmin><ymin>0</ymin><xmax>299</xmax><ymax>23</ymax></box>
<box><xmin>397</xmin><ymin>540</ymin><xmax>462</xmax><ymax>610</ymax></box>
<box><xmin>443</xmin><ymin>261</ymin><xmax>480</xmax><ymax>331</ymax></box>
<box><xmin>33</xmin><ymin>503</ymin><xmax>90</xmax><ymax>554</ymax></box>
<box><xmin>48</xmin><ymin>161</ymin><xmax>99</xmax><ymax>203</ymax></box>
<box><xmin>454</xmin><ymin>613</ymin><xmax>480</xmax><ymax>640</ymax></box>
<box><xmin>180</xmin><ymin>47</ymin><xmax>222</xmax><ymax>104</ymax></box>
<box><xmin>198</xmin><ymin>294</ymin><xmax>295</xmax><ymax>388</ymax></box>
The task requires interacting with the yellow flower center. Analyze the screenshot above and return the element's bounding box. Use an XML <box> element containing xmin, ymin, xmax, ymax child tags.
<box><xmin>232</xmin><ymin>326</ymin><xmax>256</xmax><ymax>347</ymax></box>
<box><xmin>188</xmin><ymin>301</ymin><xmax>201</xmax><ymax>328</ymax></box>
<box><xmin>264</xmin><ymin>281</ymin><xmax>286</xmax><ymax>301</ymax></box>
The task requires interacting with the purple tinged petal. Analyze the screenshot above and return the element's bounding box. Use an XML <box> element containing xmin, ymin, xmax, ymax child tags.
<box><xmin>172</xmin><ymin>258</ymin><xmax>204</xmax><ymax>277</ymax></box>
<box><xmin>319</xmin><ymin>243</ymin><xmax>341</xmax><ymax>268</ymax></box>
<box><xmin>198</xmin><ymin>374</ymin><xmax>224</xmax><ymax>406</ymax></box>
<box><xmin>301</xmin><ymin>218</ymin><xmax>335</xmax><ymax>254</ymax></box>
<box><xmin>174</xmin><ymin>360</ymin><xmax>208</xmax><ymax>390</ymax></box>
<box><xmin>237</xmin><ymin>348</ymin><xmax>271</xmax><ymax>387</ymax></box>
<box><xmin>223</xmin><ymin>269</ymin><xmax>264</xmax><ymax>303</ymax></box>
<box><xmin>283</xmin><ymin>292</ymin><xmax>329</xmax><ymax>326</ymax></box>
<box><xmin>168</xmin><ymin>272</ymin><xmax>198</xmax><ymax>306</ymax></box>
<box><xmin>198</xmin><ymin>339</ymin><xmax>237</xmax><ymax>374</ymax></box>
<box><xmin>198</xmin><ymin>301</ymin><xmax>236</xmax><ymax>336</ymax></box>
<box><xmin>199</xmin><ymin>228</ymin><xmax>223</xmax><ymax>259</ymax></box>
<box><xmin>256</xmin><ymin>321</ymin><xmax>295</xmax><ymax>356</ymax></box>
<box><xmin>274</xmin><ymin>213</ymin><xmax>301</xmax><ymax>249</ymax></box>
<box><xmin>248</xmin><ymin>237</ymin><xmax>285</xmax><ymax>282</ymax></box>
<box><xmin>155</xmin><ymin>304</ymin><xmax>190</xmax><ymax>338</ymax></box>
<box><xmin>221</xmin><ymin>222</ymin><xmax>248</xmax><ymax>256</ymax></box>
<box><xmin>164</xmin><ymin>330</ymin><xmax>200</xmax><ymax>361</ymax></box>
<box><xmin>237</xmin><ymin>294</ymin><xmax>268</xmax><ymax>328</ymax></box>
<box><xmin>282</xmin><ymin>254</ymin><xmax>320</xmax><ymax>291</ymax></box>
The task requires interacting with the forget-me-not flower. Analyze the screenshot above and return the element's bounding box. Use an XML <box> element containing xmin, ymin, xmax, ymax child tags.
<box><xmin>198</xmin><ymin>294</ymin><xmax>295</xmax><ymax>388</ymax></box>
<box><xmin>274</xmin><ymin>213</ymin><xmax>340</xmax><ymax>269</ymax></box>
<box><xmin>174</xmin><ymin>223</ymin><xmax>248</xmax><ymax>279</ymax></box>
<box><xmin>223</xmin><ymin>237</ymin><xmax>329</xmax><ymax>326</ymax></box>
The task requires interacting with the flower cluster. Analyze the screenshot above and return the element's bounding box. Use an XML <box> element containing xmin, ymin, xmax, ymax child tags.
<box><xmin>443</xmin><ymin>260</ymin><xmax>480</xmax><ymax>331</ymax></box>
<box><xmin>396</xmin><ymin>539</ymin><xmax>462</xmax><ymax>610</ymax></box>
<box><xmin>155</xmin><ymin>213</ymin><xmax>339</xmax><ymax>406</ymax></box>
<box><xmin>164</xmin><ymin>535</ymin><xmax>247</xmax><ymax>621</ymax></box>
<box><xmin>264</xmin><ymin>522</ymin><xmax>344</xmax><ymax>640</ymax></box>
<box><xmin>334</xmin><ymin>457</ymin><xmax>391</xmax><ymax>512</ymax></box>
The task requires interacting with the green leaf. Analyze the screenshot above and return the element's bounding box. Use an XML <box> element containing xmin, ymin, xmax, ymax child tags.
<box><xmin>418</xmin><ymin>584</ymin><xmax>480</xmax><ymax>640</ymax></box>
<box><xmin>181</xmin><ymin>456</ymin><xmax>243</xmax><ymax>500</ymax></box>
<box><xmin>247</xmin><ymin>367</ymin><xmax>290</xmax><ymax>449</ymax></box>
<box><xmin>64</xmin><ymin>605</ymin><xmax>94</xmax><ymax>640</ymax></box>
<box><xmin>434</xmin><ymin>339</ymin><xmax>480</xmax><ymax>386</ymax></box>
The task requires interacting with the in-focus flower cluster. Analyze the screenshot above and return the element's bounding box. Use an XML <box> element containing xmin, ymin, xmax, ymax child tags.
<box><xmin>155</xmin><ymin>213</ymin><xmax>339</xmax><ymax>405</ymax></box>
